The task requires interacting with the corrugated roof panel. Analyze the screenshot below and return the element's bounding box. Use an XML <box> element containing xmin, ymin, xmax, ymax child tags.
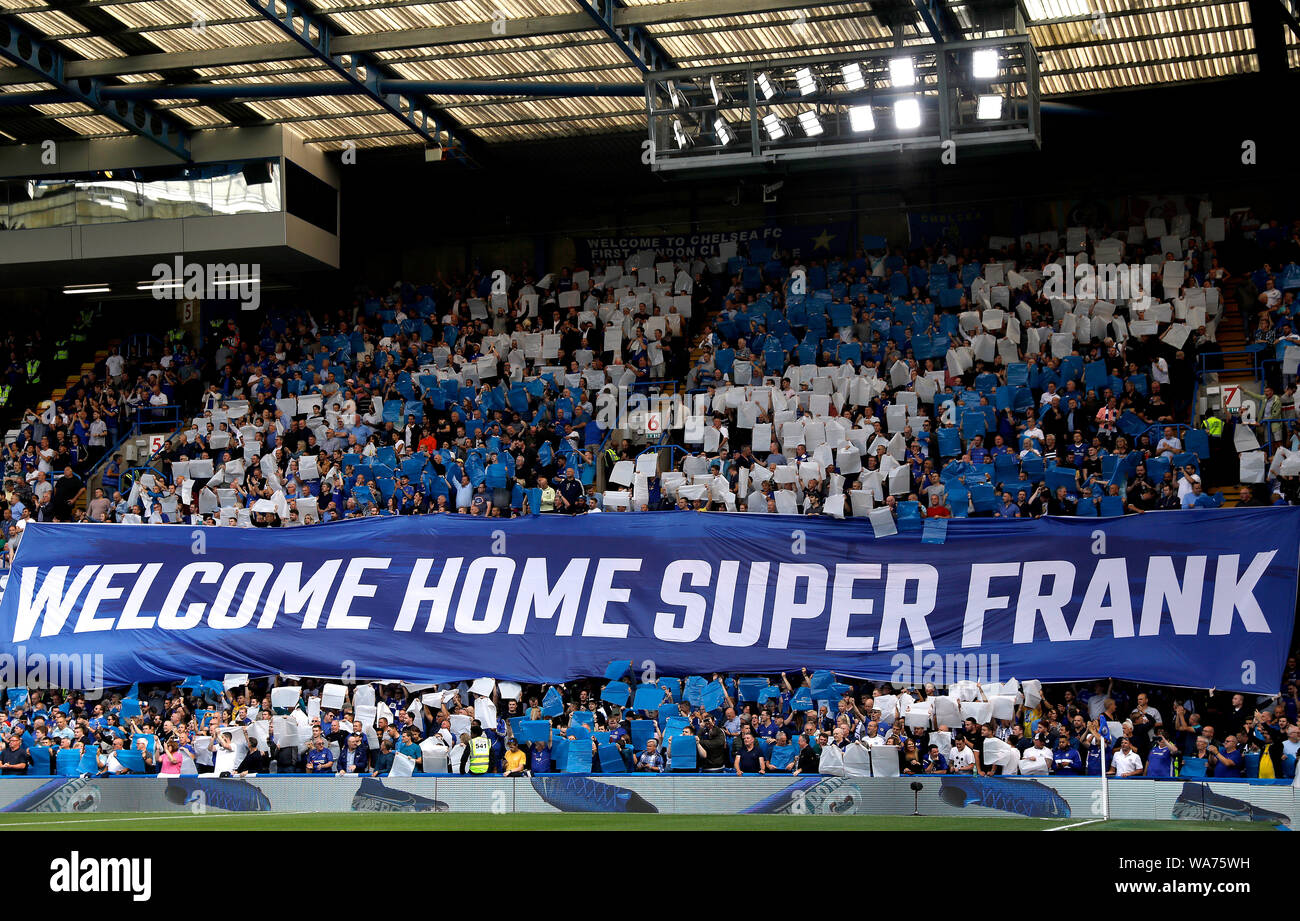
<box><xmin>286</xmin><ymin>110</ymin><xmax>422</xmax><ymax>141</ymax></box>
<box><xmin>194</xmin><ymin>61</ymin><xmax>336</xmax><ymax>78</ymax></box>
<box><xmin>1042</xmin><ymin>53</ymin><xmax>1257</xmax><ymax>94</ymax></box>
<box><xmin>322</xmin><ymin>0</ymin><xmax>577</xmax><ymax>37</ymax></box>
<box><xmin>1039</xmin><ymin>28</ymin><xmax>1255</xmax><ymax>88</ymax></box>
<box><xmin>647</xmin><ymin>4</ymin><xmax>889</xmax><ymax>64</ymax></box>
<box><xmin>155</xmin><ymin>102</ymin><xmax>231</xmax><ymax>126</ymax></box>
<box><xmin>51</xmin><ymin>112</ymin><xmax>131</xmax><ymax>136</ymax></box>
<box><xmin>378</xmin><ymin>36</ymin><xmax>638</xmax><ymax>82</ymax></box>
<box><xmin>316</xmin><ymin>0</ymin><xmax>579</xmax><ymax>23</ymax></box>
<box><xmin>108</xmin><ymin>19</ymin><xmax>289</xmax><ymax>52</ymax></box>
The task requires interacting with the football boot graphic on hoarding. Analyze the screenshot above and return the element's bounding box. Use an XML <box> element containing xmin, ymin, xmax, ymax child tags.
<box><xmin>1170</xmin><ymin>781</ymin><xmax>1289</xmax><ymax>824</ymax></box>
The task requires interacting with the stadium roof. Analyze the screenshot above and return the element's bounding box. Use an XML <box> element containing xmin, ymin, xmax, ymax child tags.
<box><xmin>0</xmin><ymin>0</ymin><xmax>1294</xmax><ymax>155</ymax></box>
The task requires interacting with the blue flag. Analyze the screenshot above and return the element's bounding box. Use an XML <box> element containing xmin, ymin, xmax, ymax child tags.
<box><xmin>632</xmin><ymin>684</ymin><xmax>665</xmax><ymax>712</ymax></box>
<box><xmin>541</xmin><ymin>687</ymin><xmax>564</xmax><ymax>718</ymax></box>
<box><xmin>601</xmin><ymin>681</ymin><xmax>630</xmax><ymax>706</ymax></box>
<box><xmin>604</xmin><ymin>659</ymin><xmax>632</xmax><ymax>680</ymax></box>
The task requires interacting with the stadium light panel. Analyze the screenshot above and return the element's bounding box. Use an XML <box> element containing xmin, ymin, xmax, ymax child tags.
<box><xmin>977</xmin><ymin>94</ymin><xmax>1003</xmax><ymax>120</ymax></box>
<box><xmin>672</xmin><ymin>118</ymin><xmax>689</xmax><ymax>148</ymax></box>
<box><xmin>972</xmin><ymin>48</ymin><xmax>998</xmax><ymax>79</ymax></box>
<box><xmin>757</xmin><ymin>72</ymin><xmax>777</xmax><ymax>100</ymax></box>
<box><xmin>63</xmin><ymin>284</ymin><xmax>110</xmax><ymax>294</ymax></box>
<box><xmin>761</xmin><ymin>113</ymin><xmax>786</xmax><ymax>140</ymax></box>
<box><xmin>714</xmin><ymin>116</ymin><xmax>735</xmax><ymax>145</ymax></box>
<box><xmin>848</xmin><ymin>104</ymin><xmax>875</xmax><ymax>132</ymax></box>
<box><xmin>797</xmin><ymin>110</ymin><xmax>823</xmax><ymax>136</ymax></box>
<box><xmin>889</xmin><ymin>57</ymin><xmax>914</xmax><ymax>87</ymax></box>
<box><xmin>894</xmin><ymin>96</ymin><xmax>921</xmax><ymax>130</ymax></box>
<box><xmin>795</xmin><ymin>67</ymin><xmax>817</xmax><ymax>96</ymax></box>
<box><xmin>841</xmin><ymin>63</ymin><xmax>865</xmax><ymax>91</ymax></box>
<box><xmin>710</xmin><ymin>76</ymin><xmax>723</xmax><ymax>105</ymax></box>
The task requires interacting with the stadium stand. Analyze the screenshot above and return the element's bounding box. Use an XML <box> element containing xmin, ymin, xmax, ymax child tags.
<box><xmin>2</xmin><ymin>208</ymin><xmax>1291</xmax><ymax>539</ymax></box>
<box><xmin>0</xmin><ymin>2</ymin><xmax>1298</xmax><ymax>826</ymax></box>
<box><xmin>1</xmin><ymin>212</ymin><xmax>1298</xmax><ymax>783</ymax></box>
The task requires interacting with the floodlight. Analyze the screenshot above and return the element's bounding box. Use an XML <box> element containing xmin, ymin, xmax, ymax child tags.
<box><xmin>795</xmin><ymin>66</ymin><xmax>817</xmax><ymax>96</ymax></box>
<box><xmin>848</xmin><ymin>104</ymin><xmax>875</xmax><ymax>132</ymax></box>
<box><xmin>894</xmin><ymin>96</ymin><xmax>921</xmax><ymax>129</ymax></box>
<box><xmin>889</xmin><ymin>57</ymin><xmax>914</xmax><ymax>87</ymax></box>
<box><xmin>714</xmin><ymin>117</ymin><xmax>734</xmax><ymax>145</ymax></box>
<box><xmin>977</xmin><ymin>94</ymin><xmax>1003</xmax><ymax>120</ymax></box>
<box><xmin>972</xmin><ymin>48</ymin><xmax>998</xmax><ymax>79</ymax></box>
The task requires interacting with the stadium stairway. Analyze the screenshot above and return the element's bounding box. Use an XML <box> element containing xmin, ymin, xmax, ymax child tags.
<box><xmin>1211</xmin><ymin>279</ymin><xmax>1255</xmax><ymax>387</ymax></box>
<box><xmin>1204</xmin><ymin>279</ymin><xmax>1254</xmax><ymax>507</ymax></box>
<box><xmin>50</xmin><ymin>340</ymin><xmax>117</xmax><ymax>403</ymax></box>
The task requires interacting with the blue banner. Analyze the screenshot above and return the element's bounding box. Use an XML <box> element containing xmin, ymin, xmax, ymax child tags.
<box><xmin>575</xmin><ymin>222</ymin><xmax>855</xmax><ymax>264</ymax></box>
<box><xmin>0</xmin><ymin>510</ymin><xmax>1296</xmax><ymax>691</ymax></box>
<box><xmin>907</xmin><ymin>208</ymin><xmax>988</xmax><ymax>248</ymax></box>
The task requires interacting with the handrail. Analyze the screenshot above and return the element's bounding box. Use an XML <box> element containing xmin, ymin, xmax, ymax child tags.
<box><xmin>130</xmin><ymin>403</ymin><xmax>183</xmax><ymax>434</ymax></box>
<box><xmin>120</xmin><ymin>465</ymin><xmax>171</xmax><ymax>496</ymax></box>
<box><xmin>1247</xmin><ymin>416</ymin><xmax>1294</xmax><ymax>458</ymax></box>
<box><xmin>80</xmin><ymin>428</ymin><xmax>138</xmax><ymax>508</ymax></box>
<box><xmin>636</xmin><ymin>442</ymin><xmax>688</xmax><ymax>477</ymax></box>
<box><xmin>121</xmin><ymin>332</ymin><xmax>165</xmax><ymax>361</ymax></box>
<box><xmin>1195</xmin><ymin>347</ymin><xmax>1267</xmax><ymax>382</ymax></box>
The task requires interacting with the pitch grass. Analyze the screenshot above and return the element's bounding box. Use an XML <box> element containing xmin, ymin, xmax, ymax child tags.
<box><xmin>0</xmin><ymin>812</ymin><xmax>1279</xmax><ymax>831</ymax></box>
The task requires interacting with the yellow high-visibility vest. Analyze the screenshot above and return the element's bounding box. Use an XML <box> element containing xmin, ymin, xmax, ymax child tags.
<box><xmin>468</xmin><ymin>736</ymin><xmax>491</xmax><ymax>774</ymax></box>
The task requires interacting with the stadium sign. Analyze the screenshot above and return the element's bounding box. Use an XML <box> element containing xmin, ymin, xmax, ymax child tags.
<box><xmin>0</xmin><ymin>510</ymin><xmax>1295</xmax><ymax>691</ymax></box>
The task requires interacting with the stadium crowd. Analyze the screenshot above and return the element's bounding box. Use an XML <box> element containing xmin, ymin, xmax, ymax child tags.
<box><xmin>4</xmin><ymin>206</ymin><xmax>1300</xmax><ymax>556</ymax></box>
<box><xmin>2</xmin><ymin>662</ymin><xmax>1297</xmax><ymax>780</ymax></box>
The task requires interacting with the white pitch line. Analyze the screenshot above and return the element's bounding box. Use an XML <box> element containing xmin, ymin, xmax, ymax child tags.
<box><xmin>0</xmin><ymin>810</ymin><xmax>315</xmax><ymax>828</ymax></box>
<box><xmin>1044</xmin><ymin>818</ymin><xmax>1108</xmax><ymax>831</ymax></box>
